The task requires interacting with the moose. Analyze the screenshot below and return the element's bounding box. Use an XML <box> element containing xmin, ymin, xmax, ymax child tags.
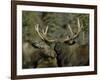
<box><xmin>22</xmin><ymin>18</ymin><xmax>89</xmax><ymax>68</ymax></box>
<box><xmin>22</xmin><ymin>24</ymin><xmax>58</xmax><ymax>68</ymax></box>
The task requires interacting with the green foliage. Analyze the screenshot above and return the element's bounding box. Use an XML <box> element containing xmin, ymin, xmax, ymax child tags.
<box><xmin>22</xmin><ymin>11</ymin><xmax>43</xmax><ymax>42</ymax></box>
<box><xmin>22</xmin><ymin>11</ymin><xmax>89</xmax><ymax>43</ymax></box>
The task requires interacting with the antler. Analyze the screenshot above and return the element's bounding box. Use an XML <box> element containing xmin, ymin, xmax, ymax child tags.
<box><xmin>35</xmin><ymin>18</ymin><xmax>81</xmax><ymax>43</ymax></box>
<box><xmin>35</xmin><ymin>24</ymin><xmax>44</xmax><ymax>40</ymax></box>
<box><xmin>35</xmin><ymin>24</ymin><xmax>56</xmax><ymax>43</ymax></box>
<box><xmin>63</xmin><ymin>18</ymin><xmax>81</xmax><ymax>42</ymax></box>
<box><xmin>68</xmin><ymin>24</ymin><xmax>74</xmax><ymax>37</ymax></box>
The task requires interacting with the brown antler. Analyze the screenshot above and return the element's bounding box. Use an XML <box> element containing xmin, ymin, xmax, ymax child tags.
<box><xmin>35</xmin><ymin>24</ymin><xmax>56</xmax><ymax>43</ymax></box>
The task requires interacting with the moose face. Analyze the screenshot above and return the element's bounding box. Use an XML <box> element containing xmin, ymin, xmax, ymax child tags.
<box><xmin>22</xmin><ymin>40</ymin><xmax>58</xmax><ymax>68</ymax></box>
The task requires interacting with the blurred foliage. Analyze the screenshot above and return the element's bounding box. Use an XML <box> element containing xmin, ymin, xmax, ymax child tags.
<box><xmin>22</xmin><ymin>11</ymin><xmax>89</xmax><ymax>43</ymax></box>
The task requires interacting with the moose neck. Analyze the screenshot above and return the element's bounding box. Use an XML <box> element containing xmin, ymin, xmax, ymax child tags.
<box><xmin>54</xmin><ymin>42</ymin><xmax>63</xmax><ymax>67</ymax></box>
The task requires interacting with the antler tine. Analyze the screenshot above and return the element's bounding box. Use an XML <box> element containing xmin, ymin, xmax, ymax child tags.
<box><xmin>68</xmin><ymin>24</ymin><xmax>74</xmax><ymax>37</ymax></box>
<box><xmin>44</xmin><ymin>26</ymin><xmax>48</xmax><ymax>35</ymax></box>
<box><xmin>62</xmin><ymin>24</ymin><xmax>74</xmax><ymax>42</ymax></box>
<box><xmin>35</xmin><ymin>24</ymin><xmax>44</xmax><ymax>40</ymax></box>
<box><xmin>72</xmin><ymin>18</ymin><xmax>81</xmax><ymax>39</ymax></box>
<box><xmin>42</xmin><ymin>26</ymin><xmax>48</xmax><ymax>36</ymax></box>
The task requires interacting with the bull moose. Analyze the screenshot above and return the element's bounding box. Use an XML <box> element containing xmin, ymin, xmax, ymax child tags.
<box><xmin>22</xmin><ymin>18</ymin><xmax>89</xmax><ymax>68</ymax></box>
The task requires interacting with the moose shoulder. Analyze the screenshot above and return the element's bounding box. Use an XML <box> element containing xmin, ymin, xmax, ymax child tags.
<box><xmin>56</xmin><ymin>42</ymin><xmax>89</xmax><ymax>67</ymax></box>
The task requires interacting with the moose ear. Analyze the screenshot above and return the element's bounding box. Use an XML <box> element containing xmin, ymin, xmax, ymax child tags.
<box><xmin>31</xmin><ymin>43</ymin><xmax>39</xmax><ymax>48</ymax></box>
<box><xmin>68</xmin><ymin>40</ymin><xmax>76</xmax><ymax>45</ymax></box>
<box><xmin>31</xmin><ymin>41</ymin><xmax>46</xmax><ymax>49</ymax></box>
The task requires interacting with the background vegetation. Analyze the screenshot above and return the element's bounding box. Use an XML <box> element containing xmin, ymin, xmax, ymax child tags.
<box><xmin>22</xmin><ymin>11</ymin><xmax>89</xmax><ymax>44</ymax></box>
